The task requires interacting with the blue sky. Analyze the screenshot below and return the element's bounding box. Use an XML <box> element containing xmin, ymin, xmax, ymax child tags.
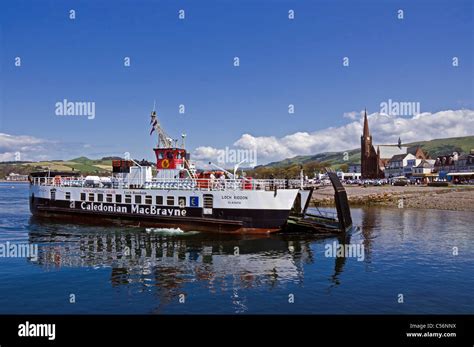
<box><xmin>0</xmin><ymin>0</ymin><xmax>473</xmax><ymax>164</ymax></box>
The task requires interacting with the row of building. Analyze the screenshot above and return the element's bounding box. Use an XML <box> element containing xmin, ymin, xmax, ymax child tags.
<box><xmin>3</xmin><ymin>173</ymin><xmax>29</xmax><ymax>181</ymax></box>
<box><xmin>354</xmin><ymin>110</ymin><xmax>474</xmax><ymax>183</ymax></box>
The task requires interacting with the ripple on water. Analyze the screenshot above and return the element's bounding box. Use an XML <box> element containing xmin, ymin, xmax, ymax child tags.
<box><xmin>0</xmin><ymin>185</ymin><xmax>473</xmax><ymax>313</ymax></box>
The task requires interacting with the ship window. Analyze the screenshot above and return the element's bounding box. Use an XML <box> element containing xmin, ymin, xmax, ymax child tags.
<box><xmin>167</xmin><ymin>152</ymin><xmax>173</xmax><ymax>159</ymax></box>
<box><xmin>88</xmin><ymin>193</ymin><xmax>94</xmax><ymax>202</ymax></box>
<box><xmin>125</xmin><ymin>195</ymin><xmax>131</xmax><ymax>204</ymax></box>
<box><xmin>178</xmin><ymin>197</ymin><xmax>186</xmax><ymax>207</ymax></box>
<box><xmin>203</xmin><ymin>194</ymin><xmax>213</xmax><ymax>208</ymax></box>
<box><xmin>97</xmin><ymin>193</ymin><xmax>103</xmax><ymax>202</ymax></box>
<box><xmin>80</xmin><ymin>193</ymin><xmax>86</xmax><ymax>201</ymax></box>
<box><xmin>167</xmin><ymin>196</ymin><xmax>174</xmax><ymax>206</ymax></box>
<box><xmin>116</xmin><ymin>194</ymin><xmax>122</xmax><ymax>203</ymax></box>
<box><xmin>106</xmin><ymin>194</ymin><xmax>113</xmax><ymax>203</ymax></box>
<box><xmin>156</xmin><ymin>196</ymin><xmax>163</xmax><ymax>205</ymax></box>
<box><xmin>145</xmin><ymin>195</ymin><xmax>152</xmax><ymax>204</ymax></box>
<box><xmin>51</xmin><ymin>190</ymin><xmax>56</xmax><ymax>201</ymax></box>
<box><xmin>158</xmin><ymin>152</ymin><xmax>163</xmax><ymax>159</ymax></box>
<box><xmin>65</xmin><ymin>192</ymin><xmax>71</xmax><ymax>200</ymax></box>
<box><xmin>135</xmin><ymin>195</ymin><xmax>142</xmax><ymax>204</ymax></box>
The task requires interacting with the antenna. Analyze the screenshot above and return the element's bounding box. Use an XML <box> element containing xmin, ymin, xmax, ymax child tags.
<box><xmin>181</xmin><ymin>133</ymin><xmax>186</xmax><ymax>149</ymax></box>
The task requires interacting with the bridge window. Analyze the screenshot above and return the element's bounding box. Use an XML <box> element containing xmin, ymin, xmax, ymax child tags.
<box><xmin>156</xmin><ymin>196</ymin><xmax>163</xmax><ymax>205</ymax></box>
<box><xmin>135</xmin><ymin>195</ymin><xmax>142</xmax><ymax>204</ymax></box>
<box><xmin>116</xmin><ymin>194</ymin><xmax>122</xmax><ymax>203</ymax></box>
<box><xmin>88</xmin><ymin>193</ymin><xmax>94</xmax><ymax>202</ymax></box>
<box><xmin>97</xmin><ymin>194</ymin><xmax>103</xmax><ymax>202</ymax></box>
<box><xmin>125</xmin><ymin>195</ymin><xmax>131</xmax><ymax>204</ymax></box>
<box><xmin>80</xmin><ymin>193</ymin><xmax>86</xmax><ymax>201</ymax></box>
<box><xmin>167</xmin><ymin>196</ymin><xmax>174</xmax><ymax>206</ymax></box>
<box><xmin>65</xmin><ymin>192</ymin><xmax>71</xmax><ymax>200</ymax></box>
<box><xmin>106</xmin><ymin>194</ymin><xmax>113</xmax><ymax>203</ymax></box>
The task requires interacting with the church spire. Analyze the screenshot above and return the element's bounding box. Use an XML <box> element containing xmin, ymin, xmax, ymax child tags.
<box><xmin>363</xmin><ymin>108</ymin><xmax>369</xmax><ymax>137</ymax></box>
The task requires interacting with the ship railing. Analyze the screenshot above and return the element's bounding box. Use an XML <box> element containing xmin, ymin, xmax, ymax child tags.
<box><xmin>31</xmin><ymin>176</ymin><xmax>301</xmax><ymax>191</ymax></box>
<box><xmin>31</xmin><ymin>176</ymin><xmax>82</xmax><ymax>187</ymax></box>
<box><xmin>146</xmin><ymin>178</ymin><xmax>292</xmax><ymax>191</ymax></box>
<box><xmin>306</xmin><ymin>209</ymin><xmax>338</xmax><ymax>220</ymax></box>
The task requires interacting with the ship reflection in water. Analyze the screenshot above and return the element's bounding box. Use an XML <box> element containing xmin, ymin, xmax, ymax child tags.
<box><xmin>21</xmin><ymin>206</ymin><xmax>474</xmax><ymax>314</ymax></box>
<box><xmin>28</xmin><ymin>215</ymin><xmax>353</xmax><ymax>312</ymax></box>
<box><xmin>26</xmin><ymin>205</ymin><xmax>357</xmax><ymax>310</ymax></box>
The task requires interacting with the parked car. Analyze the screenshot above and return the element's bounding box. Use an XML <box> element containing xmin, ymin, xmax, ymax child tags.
<box><xmin>392</xmin><ymin>177</ymin><xmax>409</xmax><ymax>186</ymax></box>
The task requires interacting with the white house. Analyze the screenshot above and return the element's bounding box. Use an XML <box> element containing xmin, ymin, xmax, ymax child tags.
<box><xmin>412</xmin><ymin>159</ymin><xmax>436</xmax><ymax>183</ymax></box>
<box><xmin>384</xmin><ymin>153</ymin><xmax>416</xmax><ymax>178</ymax></box>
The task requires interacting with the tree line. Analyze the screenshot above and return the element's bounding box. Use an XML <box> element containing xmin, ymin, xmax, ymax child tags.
<box><xmin>243</xmin><ymin>161</ymin><xmax>349</xmax><ymax>179</ymax></box>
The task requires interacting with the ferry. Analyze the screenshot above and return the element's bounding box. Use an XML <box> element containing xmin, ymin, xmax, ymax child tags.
<box><xmin>29</xmin><ymin>107</ymin><xmax>312</xmax><ymax>234</ymax></box>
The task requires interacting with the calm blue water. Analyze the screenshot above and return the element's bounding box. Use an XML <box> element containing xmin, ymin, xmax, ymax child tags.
<box><xmin>0</xmin><ymin>182</ymin><xmax>472</xmax><ymax>314</ymax></box>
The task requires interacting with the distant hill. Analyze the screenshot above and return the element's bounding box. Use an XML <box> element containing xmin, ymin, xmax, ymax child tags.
<box><xmin>1</xmin><ymin>136</ymin><xmax>473</xmax><ymax>178</ymax></box>
<box><xmin>0</xmin><ymin>156</ymin><xmax>117</xmax><ymax>178</ymax></box>
<box><xmin>258</xmin><ymin>135</ymin><xmax>474</xmax><ymax>169</ymax></box>
<box><xmin>403</xmin><ymin>136</ymin><xmax>474</xmax><ymax>158</ymax></box>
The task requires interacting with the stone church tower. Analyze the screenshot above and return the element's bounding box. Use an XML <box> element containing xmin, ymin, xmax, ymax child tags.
<box><xmin>361</xmin><ymin>110</ymin><xmax>383</xmax><ymax>179</ymax></box>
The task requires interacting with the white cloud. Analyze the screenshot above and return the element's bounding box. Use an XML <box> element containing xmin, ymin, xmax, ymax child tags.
<box><xmin>3</xmin><ymin>109</ymin><xmax>473</xmax><ymax>166</ymax></box>
<box><xmin>193</xmin><ymin>109</ymin><xmax>474</xmax><ymax>165</ymax></box>
<box><xmin>343</xmin><ymin>110</ymin><xmax>362</xmax><ymax>120</ymax></box>
<box><xmin>193</xmin><ymin>146</ymin><xmax>225</xmax><ymax>162</ymax></box>
<box><xmin>0</xmin><ymin>133</ymin><xmax>95</xmax><ymax>162</ymax></box>
<box><xmin>0</xmin><ymin>133</ymin><xmax>55</xmax><ymax>161</ymax></box>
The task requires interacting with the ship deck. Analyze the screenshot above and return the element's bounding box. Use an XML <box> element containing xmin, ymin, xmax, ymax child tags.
<box><xmin>30</xmin><ymin>176</ymin><xmax>308</xmax><ymax>191</ymax></box>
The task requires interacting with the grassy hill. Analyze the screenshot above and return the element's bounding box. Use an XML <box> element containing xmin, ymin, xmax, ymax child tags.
<box><xmin>404</xmin><ymin>136</ymin><xmax>474</xmax><ymax>158</ymax></box>
<box><xmin>0</xmin><ymin>157</ymin><xmax>120</xmax><ymax>178</ymax></box>
<box><xmin>261</xmin><ymin>136</ymin><xmax>474</xmax><ymax>169</ymax></box>
<box><xmin>1</xmin><ymin>136</ymin><xmax>473</xmax><ymax>179</ymax></box>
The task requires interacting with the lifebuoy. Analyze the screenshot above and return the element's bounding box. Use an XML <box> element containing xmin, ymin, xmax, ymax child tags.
<box><xmin>162</xmin><ymin>159</ymin><xmax>170</xmax><ymax>169</ymax></box>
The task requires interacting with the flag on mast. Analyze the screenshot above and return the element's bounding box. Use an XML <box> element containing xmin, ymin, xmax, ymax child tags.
<box><xmin>150</xmin><ymin>117</ymin><xmax>158</xmax><ymax>135</ymax></box>
<box><xmin>150</xmin><ymin>100</ymin><xmax>158</xmax><ymax>135</ymax></box>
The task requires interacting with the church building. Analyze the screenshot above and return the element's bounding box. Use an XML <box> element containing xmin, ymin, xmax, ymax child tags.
<box><xmin>360</xmin><ymin>110</ymin><xmax>384</xmax><ymax>179</ymax></box>
<box><xmin>360</xmin><ymin>109</ymin><xmax>428</xmax><ymax>179</ymax></box>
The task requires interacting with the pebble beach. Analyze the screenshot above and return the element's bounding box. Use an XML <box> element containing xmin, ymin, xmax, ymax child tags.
<box><xmin>312</xmin><ymin>185</ymin><xmax>474</xmax><ymax>212</ymax></box>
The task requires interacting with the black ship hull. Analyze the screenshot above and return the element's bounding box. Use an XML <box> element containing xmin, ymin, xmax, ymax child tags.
<box><xmin>30</xmin><ymin>197</ymin><xmax>290</xmax><ymax>234</ymax></box>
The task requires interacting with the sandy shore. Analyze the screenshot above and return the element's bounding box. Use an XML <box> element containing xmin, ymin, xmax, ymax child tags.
<box><xmin>312</xmin><ymin>185</ymin><xmax>474</xmax><ymax>212</ymax></box>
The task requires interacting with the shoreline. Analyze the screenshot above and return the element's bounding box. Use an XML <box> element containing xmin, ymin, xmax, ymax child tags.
<box><xmin>3</xmin><ymin>180</ymin><xmax>474</xmax><ymax>212</ymax></box>
<box><xmin>312</xmin><ymin>185</ymin><xmax>474</xmax><ymax>212</ymax></box>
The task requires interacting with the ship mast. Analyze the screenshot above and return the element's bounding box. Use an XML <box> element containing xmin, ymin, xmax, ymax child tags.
<box><xmin>150</xmin><ymin>101</ymin><xmax>173</xmax><ymax>148</ymax></box>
